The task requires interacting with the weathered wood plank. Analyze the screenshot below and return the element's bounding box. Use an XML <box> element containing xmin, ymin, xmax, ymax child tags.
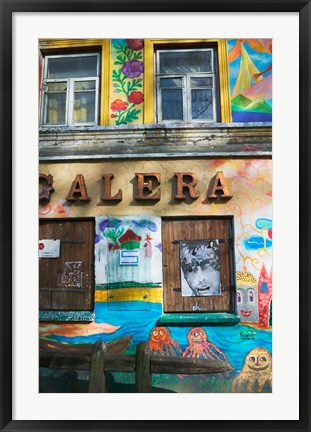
<box><xmin>136</xmin><ymin>343</ymin><xmax>152</xmax><ymax>393</ymax></box>
<box><xmin>40</xmin><ymin>352</ymin><xmax>91</xmax><ymax>370</ymax></box>
<box><xmin>88</xmin><ymin>340</ymin><xmax>107</xmax><ymax>393</ymax></box>
<box><xmin>151</xmin><ymin>356</ymin><xmax>233</xmax><ymax>374</ymax></box>
<box><xmin>39</xmin><ymin>351</ymin><xmax>136</xmax><ymax>372</ymax></box>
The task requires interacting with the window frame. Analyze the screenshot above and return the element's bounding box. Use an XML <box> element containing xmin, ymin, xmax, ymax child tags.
<box><xmin>41</xmin><ymin>52</ymin><xmax>101</xmax><ymax>127</ymax></box>
<box><xmin>39</xmin><ymin>39</ymin><xmax>111</xmax><ymax>126</ymax></box>
<box><xmin>144</xmin><ymin>39</ymin><xmax>232</xmax><ymax>124</ymax></box>
<box><xmin>155</xmin><ymin>48</ymin><xmax>218</xmax><ymax>123</ymax></box>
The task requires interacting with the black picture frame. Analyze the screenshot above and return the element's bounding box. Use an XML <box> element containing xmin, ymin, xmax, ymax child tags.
<box><xmin>1</xmin><ymin>1</ymin><xmax>310</xmax><ymax>431</ymax></box>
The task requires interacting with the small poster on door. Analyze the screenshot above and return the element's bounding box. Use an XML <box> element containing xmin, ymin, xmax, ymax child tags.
<box><xmin>180</xmin><ymin>240</ymin><xmax>221</xmax><ymax>297</ymax></box>
<box><xmin>39</xmin><ymin>239</ymin><xmax>60</xmax><ymax>258</ymax></box>
<box><xmin>119</xmin><ymin>250</ymin><xmax>140</xmax><ymax>266</ymax></box>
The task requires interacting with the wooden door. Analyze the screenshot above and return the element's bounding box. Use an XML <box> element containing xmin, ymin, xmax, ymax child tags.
<box><xmin>39</xmin><ymin>219</ymin><xmax>94</xmax><ymax>311</ymax></box>
<box><xmin>162</xmin><ymin>217</ymin><xmax>234</xmax><ymax>313</ymax></box>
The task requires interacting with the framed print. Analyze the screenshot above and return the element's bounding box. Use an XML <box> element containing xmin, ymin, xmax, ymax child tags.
<box><xmin>1</xmin><ymin>1</ymin><xmax>310</xmax><ymax>431</ymax></box>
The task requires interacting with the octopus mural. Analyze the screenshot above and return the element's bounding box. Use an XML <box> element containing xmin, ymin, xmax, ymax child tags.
<box><xmin>147</xmin><ymin>327</ymin><xmax>182</xmax><ymax>356</ymax></box>
<box><xmin>231</xmin><ymin>347</ymin><xmax>272</xmax><ymax>392</ymax></box>
<box><xmin>182</xmin><ymin>327</ymin><xmax>228</xmax><ymax>362</ymax></box>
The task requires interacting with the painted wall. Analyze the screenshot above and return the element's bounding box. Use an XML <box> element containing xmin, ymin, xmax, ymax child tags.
<box><xmin>110</xmin><ymin>39</ymin><xmax>144</xmax><ymax>125</ymax></box>
<box><xmin>107</xmin><ymin>38</ymin><xmax>272</xmax><ymax>125</ymax></box>
<box><xmin>228</xmin><ymin>39</ymin><xmax>272</xmax><ymax>123</ymax></box>
<box><xmin>39</xmin><ymin>158</ymin><xmax>272</xmax><ymax>393</ymax></box>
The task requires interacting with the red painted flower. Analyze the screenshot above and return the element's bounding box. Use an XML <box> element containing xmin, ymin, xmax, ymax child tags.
<box><xmin>128</xmin><ymin>91</ymin><xmax>144</xmax><ymax>105</ymax></box>
<box><xmin>126</xmin><ymin>39</ymin><xmax>144</xmax><ymax>51</ymax></box>
<box><xmin>110</xmin><ymin>114</ymin><xmax>116</xmax><ymax>118</ymax></box>
<box><xmin>111</xmin><ymin>99</ymin><xmax>128</xmax><ymax>111</ymax></box>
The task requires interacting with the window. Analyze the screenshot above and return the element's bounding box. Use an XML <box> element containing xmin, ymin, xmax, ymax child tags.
<box><xmin>260</xmin><ymin>282</ymin><xmax>268</xmax><ymax>293</ymax></box>
<box><xmin>144</xmin><ymin>39</ymin><xmax>231</xmax><ymax>124</ymax></box>
<box><xmin>39</xmin><ymin>219</ymin><xmax>94</xmax><ymax>311</ymax></box>
<box><xmin>41</xmin><ymin>53</ymin><xmax>100</xmax><ymax>126</ymax></box>
<box><xmin>162</xmin><ymin>217</ymin><xmax>235</xmax><ymax>313</ymax></box>
<box><xmin>155</xmin><ymin>48</ymin><xmax>219</xmax><ymax>123</ymax></box>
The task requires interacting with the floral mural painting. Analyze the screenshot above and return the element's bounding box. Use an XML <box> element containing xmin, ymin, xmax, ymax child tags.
<box><xmin>111</xmin><ymin>39</ymin><xmax>144</xmax><ymax>125</ymax></box>
<box><xmin>228</xmin><ymin>39</ymin><xmax>272</xmax><ymax>123</ymax></box>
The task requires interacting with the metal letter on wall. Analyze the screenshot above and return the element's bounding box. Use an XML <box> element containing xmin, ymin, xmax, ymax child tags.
<box><xmin>66</xmin><ymin>174</ymin><xmax>91</xmax><ymax>202</ymax></box>
<box><xmin>208</xmin><ymin>171</ymin><xmax>233</xmax><ymax>199</ymax></box>
<box><xmin>39</xmin><ymin>173</ymin><xmax>55</xmax><ymax>202</ymax></box>
<box><xmin>134</xmin><ymin>173</ymin><xmax>161</xmax><ymax>200</ymax></box>
<box><xmin>101</xmin><ymin>174</ymin><xmax>122</xmax><ymax>201</ymax></box>
<box><xmin>174</xmin><ymin>172</ymin><xmax>200</xmax><ymax>200</ymax></box>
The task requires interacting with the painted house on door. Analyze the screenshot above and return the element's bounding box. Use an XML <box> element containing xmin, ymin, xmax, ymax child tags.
<box><xmin>39</xmin><ymin>38</ymin><xmax>272</xmax><ymax>393</ymax></box>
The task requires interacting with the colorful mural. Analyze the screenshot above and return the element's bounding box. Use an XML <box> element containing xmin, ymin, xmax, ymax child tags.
<box><xmin>228</xmin><ymin>39</ymin><xmax>272</xmax><ymax>123</ymax></box>
<box><xmin>110</xmin><ymin>39</ymin><xmax>144</xmax><ymax>125</ymax></box>
<box><xmin>231</xmin><ymin>347</ymin><xmax>272</xmax><ymax>392</ymax></box>
<box><xmin>148</xmin><ymin>327</ymin><xmax>182</xmax><ymax>356</ymax></box>
<box><xmin>182</xmin><ymin>328</ymin><xmax>228</xmax><ymax>362</ymax></box>
<box><xmin>39</xmin><ymin>159</ymin><xmax>272</xmax><ymax>392</ymax></box>
<box><xmin>109</xmin><ymin>38</ymin><xmax>272</xmax><ymax>125</ymax></box>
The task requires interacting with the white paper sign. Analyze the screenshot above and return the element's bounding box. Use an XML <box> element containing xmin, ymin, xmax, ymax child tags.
<box><xmin>39</xmin><ymin>239</ymin><xmax>60</xmax><ymax>258</ymax></box>
<box><xmin>119</xmin><ymin>250</ymin><xmax>139</xmax><ymax>266</ymax></box>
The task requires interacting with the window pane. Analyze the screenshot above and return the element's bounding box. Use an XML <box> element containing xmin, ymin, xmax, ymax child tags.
<box><xmin>161</xmin><ymin>89</ymin><xmax>183</xmax><ymax>120</ymax></box>
<box><xmin>46</xmin><ymin>81</ymin><xmax>67</xmax><ymax>92</ymax></box>
<box><xmin>47</xmin><ymin>55</ymin><xmax>98</xmax><ymax>79</ymax></box>
<box><xmin>74</xmin><ymin>81</ymin><xmax>96</xmax><ymax>91</ymax></box>
<box><xmin>73</xmin><ymin>92</ymin><xmax>95</xmax><ymax>123</ymax></box>
<box><xmin>44</xmin><ymin>93</ymin><xmax>66</xmax><ymax>124</ymax></box>
<box><xmin>191</xmin><ymin>77</ymin><xmax>213</xmax><ymax>87</ymax></box>
<box><xmin>191</xmin><ymin>89</ymin><xmax>213</xmax><ymax>120</ymax></box>
<box><xmin>159</xmin><ymin>77</ymin><xmax>183</xmax><ymax>87</ymax></box>
<box><xmin>159</xmin><ymin>50</ymin><xmax>212</xmax><ymax>74</ymax></box>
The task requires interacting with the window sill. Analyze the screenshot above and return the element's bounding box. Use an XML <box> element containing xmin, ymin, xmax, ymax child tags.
<box><xmin>39</xmin><ymin>310</ymin><xmax>94</xmax><ymax>322</ymax></box>
<box><xmin>157</xmin><ymin>312</ymin><xmax>240</xmax><ymax>326</ymax></box>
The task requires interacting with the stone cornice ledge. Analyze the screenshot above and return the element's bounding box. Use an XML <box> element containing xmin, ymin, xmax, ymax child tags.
<box><xmin>39</xmin><ymin>122</ymin><xmax>272</xmax><ymax>161</ymax></box>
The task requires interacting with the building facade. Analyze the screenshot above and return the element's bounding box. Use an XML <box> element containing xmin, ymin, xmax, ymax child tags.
<box><xmin>39</xmin><ymin>38</ymin><xmax>272</xmax><ymax>393</ymax></box>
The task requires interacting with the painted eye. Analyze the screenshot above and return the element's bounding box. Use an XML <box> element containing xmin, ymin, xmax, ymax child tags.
<box><xmin>260</xmin><ymin>356</ymin><xmax>268</xmax><ymax>363</ymax></box>
<box><xmin>249</xmin><ymin>291</ymin><xmax>254</xmax><ymax>302</ymax></box>
<box><xmin>237</xmin><ymin>291</ymin><xmax>241</xmax><ymax>303</ymax></box>
<box><xmin>194</xmin><ymin>332</ymin><xmax>199</xmax><ymax>337</ymax></box>
<box><xmin>248</xmin><ymin>356</ymin><xmax>256</xmax><ymax>364</ymax></box>
<box><xmin>159</xmin><ymin>330</ymin><xmax>164</xmax><ymax>335</ymax></box>
<box><xmin>153</xmin><ymin>331</ymin><xmax>158</xmax><ymax>336</ymax></box>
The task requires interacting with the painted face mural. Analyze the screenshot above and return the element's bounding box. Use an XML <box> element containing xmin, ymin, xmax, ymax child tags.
<box><xmin>182</xmin><ymin>327</ymin><xmax>228</xmax><ymax>363</ymax></box>
<box><xmin>231</xmin><ymin>347</ymin><xmax>272</xmax><ymax>392</ymax></box>
<box><xmin>147</xmin><ymin>327</ymin><xmax>182</xmax><ymax>356</ymax></box>
<box><xmin>236</xmin><ymin>286</ymin><xmax>259</xmax><ymax>322</ymax></box>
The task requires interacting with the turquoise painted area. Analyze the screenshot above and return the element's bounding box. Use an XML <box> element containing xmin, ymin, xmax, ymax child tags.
<box><xmin>256</xmin><ymin>218</ymin><xmax>272</xmax><ymax>230</ymax></box>
<box><xmin>48</xmin><ymin>301</ymin><xmax>272</xmax><ymax>373</ymax></box>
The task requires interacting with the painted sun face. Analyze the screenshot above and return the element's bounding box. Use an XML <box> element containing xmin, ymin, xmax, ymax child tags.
<box><xmin>245</xmin><ymin>348</ymin><xmax>272</xmax><ymax>372</ymax></box>
<box><xmin>150</xmin><ymin>327</ymin><xmax>170</xmax><ymax>343</ymax></box>
<box><xmin>237</xmin><ymin>286</ymin><xmax>259</xmax><ymax>322</ymax></box>
<box><xmin>187</xmin><ymin>327</ymin><xmax>208</xmax><ymax>345</ymax></box>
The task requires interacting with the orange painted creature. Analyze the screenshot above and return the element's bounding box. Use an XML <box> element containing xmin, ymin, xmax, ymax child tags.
<box><xmin>147</xmin><ymin>327</ymin><xmax>182</xmax><ymax>356</ymax></box>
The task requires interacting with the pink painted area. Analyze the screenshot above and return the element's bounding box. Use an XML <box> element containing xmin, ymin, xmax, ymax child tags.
<box><xmin>241</xmin><ymin>74</ymin><xmax>272</xmax><ymax>101</ymax></box>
